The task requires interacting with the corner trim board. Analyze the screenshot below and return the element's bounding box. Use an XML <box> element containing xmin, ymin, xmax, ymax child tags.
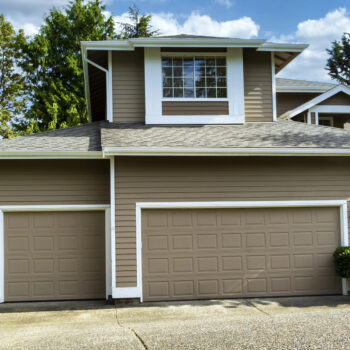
<box><xmin>113</xmin><ymin>200</ymin><xmax>348</xmax><ymax>301</ymax></box>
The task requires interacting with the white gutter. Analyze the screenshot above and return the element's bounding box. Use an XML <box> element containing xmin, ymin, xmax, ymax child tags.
<box><xmin>103</xmin><ymin>147</ymin><xmax>350</xmax><ymax>157</ymax></box>
<box><xmin>0</xmin><ymin>151</ymin><xmax>103</xmax><ymax>159</ymax></box>
<box><xmin>257</xmin><ymin>43</ymin><xmax>308</xmax><ymax>52</ymax></box>
<box><xmin>276</xmin><ymin>86</ymin><xmax>333</xmax><ymax>93</ymax></box>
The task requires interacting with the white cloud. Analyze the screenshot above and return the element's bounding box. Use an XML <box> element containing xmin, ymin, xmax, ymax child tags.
<box><xmin>275</xmin><ymin>8</ymin><xmax>350</xmax><ymax>82</ymax></box>
<box><xmin>113</xmin><ymin>11</ymin><xmax>260</xmax><ymax>38</ymax></box>
<box><xmin>214</xmin><ymin>0</ymin><xmax>232</xmax><ymax>9</ymax></box>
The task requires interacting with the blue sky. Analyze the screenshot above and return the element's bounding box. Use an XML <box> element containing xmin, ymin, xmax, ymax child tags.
<box><xmin>2</xmin><ymin>0</ymin><xmax>350</xmax><ymax>81</ymax></box>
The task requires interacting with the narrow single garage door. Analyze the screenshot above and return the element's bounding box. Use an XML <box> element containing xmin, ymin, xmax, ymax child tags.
<box><xmin>142</xmin><ymin>207</ymin><xmax>341</xmax><ymax>301</ymax></box>
<box><xmin>5</xmin><ymin>211</ymin><xmax>105</xmax><ymax>301</ymax></box>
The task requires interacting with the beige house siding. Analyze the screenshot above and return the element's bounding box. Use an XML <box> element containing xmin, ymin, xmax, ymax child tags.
<box><xmin>0</xmin><ymin>160</ymin><xmax>109</xmax><ymax>205</ymax></box>
<box><xmin>277</xmin><ymin>92</ymin><xmax>320</xmax><ymax>117</ymax></box>
<box><xmin>243</xmin><ymin>49</ymin><xmax>273</xmax><ymax>122</ymax></box>
<box><xmin>162</xmin><ymin>101</ymin><xmax>229</xmax><ymax>115</ymax></box>
<box><xmin>114</xmin><ymin>156</ymin><xmax>350</xmax><ymax>287</ymax></box>
<box><xmin>319</xmin><ymin>92</ymin><xmax>350</xmax><ymax>105</ymax></box>
<box><xmin>112</xmin><ymin>48</ymin><xmax>145</xmax><ymax>123</ymax></box>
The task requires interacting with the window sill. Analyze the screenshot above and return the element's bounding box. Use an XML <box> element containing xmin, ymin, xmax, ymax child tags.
<box><xmin>146</xmin><ymin>114</ymin><xmax>245</xmax><ymax>125</ymax></box>
<box><xmin>162</xmin><ymin>98</ymin><xmax>228</xmax><ymax>102</ymax></box>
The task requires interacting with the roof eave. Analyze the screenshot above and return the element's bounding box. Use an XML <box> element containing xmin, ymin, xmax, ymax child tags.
<box><xmin>103</xmin><ymin>147</ymin><xmax>350</xmax><ymax>157</ymax></box>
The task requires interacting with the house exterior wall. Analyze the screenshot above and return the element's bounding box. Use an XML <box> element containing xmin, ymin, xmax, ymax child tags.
<box><xmin>112</xmin><ymin>48</ymin><xmax>145</xmax><ymax>124</ymax></box>
<box><xmin>114</xmin><ymin>156</ymin><xmax>350</xmax><ymax>287</ymax></box>
<box><xmin>0</xmin><ymin>160</ymin><xmax>110</xmax><ymax>205</ymax></box>
<box><xmin>243</xmin><ymin>49</ymin><xmax>273</xmax><ymax>122</ymax></box>
<box><xmin>277</xmin><ymin>92</ymin><xmax>320</xmax><ymax>117</ymax></box>
<box><xmin>319</xmin><ymin>92</ymin><xmax>350</xmax><ymax>105</ymax></box>
<box><xmin>111</xmin><ymin>48</ymin><xmax>275</xmax><ymax>123</ymax></box>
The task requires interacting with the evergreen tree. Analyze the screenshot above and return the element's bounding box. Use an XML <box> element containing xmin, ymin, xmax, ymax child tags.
<box><xmin>326</xmin><ymin>33</ymin><xmax>350</xmax><ymax>85</ymax></box>
<box><xmin>18</xmin><ymin>0</ymin><xmax>115</xmax><ymax>132</ymax></box>
<box><xmin>0</xmin><ymin>14</ymin><xmax>28</xmax><ymax>138</ymax></box>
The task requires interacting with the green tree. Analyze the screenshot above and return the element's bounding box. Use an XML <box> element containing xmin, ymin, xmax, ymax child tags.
<box><xmin>0</xmin><ymin>14</ymin><xmax>28</xmax><ymax>138</ymax></box>
<box><xmin>326</xmin><ymin>33</ymin><xmax>350</xmax><ymax>85</ymax></box>
<box><xmin>18</xmin><ymin>0</ymin><xmax>116</xmax><ymax>133</ymax></box>
<box><xmin>118</xmin><ymin>3</ymin><xmax>159</xmax><ymax>39</ymax></box>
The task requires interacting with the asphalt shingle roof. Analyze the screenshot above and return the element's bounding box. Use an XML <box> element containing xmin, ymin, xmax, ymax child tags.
<box><xmin>0</xmin><ymin>121</ymin><xmax>108</xmax><ymax>152</ymax></box>
<box><xmin>1</xmin><ymin>120</ymin><xmax>350</xmax><ymax>154</ymax></box>
<box><xmin>276</xmin><ymin>78</ymin><xmax>336</xmax><ymax>90</ymax></box>
<box><xmin>101</xmin><ymin>121</ymin><xmax>350</xmax><ymax>149</ymax></box>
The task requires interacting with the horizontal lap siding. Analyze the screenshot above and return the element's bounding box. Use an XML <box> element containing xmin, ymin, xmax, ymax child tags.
<box><xmin>112</xmin><ymin>48</ymin><xmax>145</xmax><ymax>123</ymax></box>
<box><xmin>276</xmin><ymin>92</ymin><xmax>320</xmax><ymax>117</ymax></box>
<box><xmin>244</xmin><ymin>49</ymin><xmax>273</xmax><ymax>122</ymax></box>
<box><xmin>162</xmin><ymin>101</ymin><xmax>229</xmax><ymax>115</ymax></box>
<box><xmin>320</xmin><ymin>92</ymin><xmax>350</xmax><ymax>105</ymax></box>
<box><xmin>0</xmin><ymin>160</ymin><xmax>109</xmax><ymax>204</ymax></box>
<box><xmin>115</xmin><ymin>156</ymin><xmax>350</xmax><ymax>287</ymax></box>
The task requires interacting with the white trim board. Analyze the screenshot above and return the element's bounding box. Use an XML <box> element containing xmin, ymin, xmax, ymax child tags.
<box><xmin>0</xmin><ymin>204</ymin><xmax>111</xmax><ymax>303</ymax></box>
<box><xmin>310</xmin><ymin>105</ymin><xmax>350</xmax><ymax>113</ymax></box>
<box><xmin>110</xmin><ymin>157</ymin><xmax>117</xmax><ymax>300</ymax></box>
<box><xmin>271</xmin><ymin>52</ymin><xmax>277</xmax><ymax>122</ymax></box>
<box><xmin>112</xmin><ymin>200</ymin><xmax>348</xmax><ymax>302</ymax></box>
<box><xmin>103</xmin><ymin>147</ymin><xmax>350</xmax><ymax>157</ymax></box>
<box><xmin>288</xmin><ymin>84</ymin><xmax>350</xmax><ymax>118</ymax></box>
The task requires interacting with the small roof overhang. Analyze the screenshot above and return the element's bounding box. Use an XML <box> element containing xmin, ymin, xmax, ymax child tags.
<box><xmin>281</xmin><ymin>84</ymin><xmax>350</xmax><ymax>119</ymax></box>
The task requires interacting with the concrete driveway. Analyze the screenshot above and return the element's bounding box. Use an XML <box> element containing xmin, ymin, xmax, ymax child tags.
<box><xmin>1</xmin><ymin>296</ymin><xmax>350</xmax><ymax>350</ymax></box>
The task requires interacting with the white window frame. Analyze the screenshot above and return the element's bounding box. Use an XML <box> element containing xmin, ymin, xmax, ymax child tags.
<box><xmin>0</xmin><ymin>204</ymin><xmax>111</xmax><ymax>303</ymax></box>
<box><xmin>144</xmin><ymin>47</ymin><xmax>245</xmax><ymax>125</ymax></box>
<box><xmin>161</xmin><ymin>52</ymin><xmax>228</xmax><ymax>102</ymax></box>
<box><xmin>112</xmin><ymin>200</ymin><xmax>349</xmax><ymax>302</ymax></box>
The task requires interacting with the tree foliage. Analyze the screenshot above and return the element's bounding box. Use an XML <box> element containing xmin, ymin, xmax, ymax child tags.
<box><xmin>0</xmin><ymin>14</ymin><xmax>28</xmax><ymax>138</ymax></box>
<box><xmin>326</xmin><ymin>33</ymin><xmax>350</xmax><ymax>85</ymax></box>
<box><xmin>18</xmin><ymin>0</ymin><xmax>116</xmax><ymax>133</ymax></box>
<box><xmin>118</xmin><ymin>3</ymin><xmax>159</xmax><ymax>39</ymax></box>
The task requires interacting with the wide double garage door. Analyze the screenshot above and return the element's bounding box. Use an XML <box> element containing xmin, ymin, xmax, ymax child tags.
<box><xmin>142</xmin><ymin>207</ymin><xmax>342</xmax><ymax>301</ymax></box>
<box><xmin>4</xmin><ymin>211</ymin><xmax>105</xmax><ymax>302</ymax></box>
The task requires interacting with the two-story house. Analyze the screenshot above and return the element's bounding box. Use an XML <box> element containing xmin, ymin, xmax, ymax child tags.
<box><xmin>1</xmin><ymin>35</ymin><xmax>350</xmax><ymax>304</ymax></box>
<box><xmin>277</xmin><ymin>78</ymin><xmax>350</xmax><ymax>128</ymax></box>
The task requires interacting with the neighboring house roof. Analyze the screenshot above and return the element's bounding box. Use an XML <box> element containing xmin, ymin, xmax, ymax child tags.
<box><xmin>101</xmin><ymin>120</ymin><xmax>350</xmax><ymax>156</ymax></box>
<box><xmin>276</xmin><ymin>78</ymin><xmax>336</xmax><ymax>93</ymax></box>
<box><xmin>2</xmin><ymin>120</ymin><xmax>350</xmax><ymax>158</ymax></box>
<box><xmin>280</xmin><ymin>84</ymin><xmax>350</xmax><ymax>119</ymax></box>
<box><xmin>0</xmin><ymin>121</ymin><xmax>108</xmax><ymax>157</ymax></box>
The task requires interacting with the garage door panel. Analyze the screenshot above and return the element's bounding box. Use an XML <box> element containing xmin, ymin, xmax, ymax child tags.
<box><xmin>5</xmin><ymin>211</ymin><xmax>105</xmax><ymax>301</ymax></box>
<box><xmin>142</xmin><ymin>207</ymin><xmax>341</xmax><ymax>301</ymax></box>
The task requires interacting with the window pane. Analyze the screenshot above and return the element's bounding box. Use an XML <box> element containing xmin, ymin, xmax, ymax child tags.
<box><xmin>206</xmin><ymin>77</ymin><xmax>215</xmax><ymax>87</ymax></box>
<box><xmin>216</xmin><ymin>58</ymin><xmax>226</xmax><ymax>66</ymax></box>
<box><xmin>174</xmin><ymin>88</ymin><xmax>183</xmax><ymax>97</ymax></box>
<box><xmin>196</xmin><ymin>88</ymin><xmax>206</xmax><ymax>98</ymax></box>
<box><xmin>217</xmin><ymin>67</ymin><xmax>226</xmax><ymax>76</ymax></box>
<box><xmin>184</xmin><ymin>78</ymin><xmax>194</xmax><ymax>88</ymax></box>
<box><xmin>206</xmin><ymin>58</ymin><xmax>215</xmax><ymax>66</ymax></box>
<box><xmin>217</xmin><ymin>77</ymin><xmax>226</xmax><ymax>87</ymax></box>
<box><xmin>184</xmin><ymin>58</ymin><xmax>194</xmax><ymax>67</ymax></box>
<box><xmin>174</xmin><ymin>78</ymin><xmax>183</xmax><ymax>87</ymax></box>
<box><xmin>162</xmin><ymin>58</ymin><xmax>172</xmax><ymax>67</ymax></box>
<box><xmin>163</xmin><ymin>77</ymin><xmax>172</xmax><ymax>88</ymax></box>
<box><xmin>173</xmin><ymin>67</ymin><xmax>183</xmax><ymax>77</ymax></box>
<box><xmin>162</xmin><ymin>67</ymin><xmax>172</xmax><ymax>77</ymax></box>
<box><xmin>173</xmin><ymin>58</ymin><xmax>182</xmax><ymax>66</ymax></box>
<box><xmin>184</xmin><ymin>88</ymin><xmax>194</xmax><ymax>97</ymax></box>
<box><xmin>163</xmin><ymin>88</ymin><xmax>173</xmax><ymax>97</ymax></box>
<box><xmin>195</xmin><ymin>75</ymin><xmax>206</xmax><ymax>87</ymax></box>
<box><xmin>206</xmin><ymin>66</ymin><xmax>216</xmax><ymax>76</ymax></box>
<box><xmin>207</xmin><ymin>88</ymin><xmax>216</xmax><ymax>98</ymax></box>
<box><xmin>217</xmin><ymin>88</ymin><xmax>227</xmax><ymax>98</ymax></box>
<box><xmin>184</xmin><ymin>66</ymin><xmax>194</xmax><ymax>78</ymax></box>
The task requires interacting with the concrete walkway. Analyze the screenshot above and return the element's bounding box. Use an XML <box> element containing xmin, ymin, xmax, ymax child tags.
<box><xmin>1</xmin><ymin>296</ymin><xmax>350</xmax><ymax>349</ymax></box>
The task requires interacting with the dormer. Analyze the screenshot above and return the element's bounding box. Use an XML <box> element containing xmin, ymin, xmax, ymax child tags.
<box><xmin>81</xmin><ymin>35</ymin><xmax>307</xmax><ymax>125</ymax></box>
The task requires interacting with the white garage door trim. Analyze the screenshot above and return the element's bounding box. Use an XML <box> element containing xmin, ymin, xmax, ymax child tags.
<box><xmin>113</xmin><ymin>200</ymin><xmax>348</xmax><ymax>302</ymax></box>
<box><xmin>0</xmin><ymin>204</ymin><xmax>111</xmax><ymax>303</ymax></box>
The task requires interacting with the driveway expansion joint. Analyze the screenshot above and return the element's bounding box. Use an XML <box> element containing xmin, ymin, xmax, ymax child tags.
<box><xmin>115</xmin><ymin>306</ymin><xmax>149</xmax><ymax>350</ymax></box>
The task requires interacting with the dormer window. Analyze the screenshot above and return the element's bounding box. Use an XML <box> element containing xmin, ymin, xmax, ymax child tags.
<box><xmin>162</xmin><ymin>56</ymin><xmax>227</xmax><ymax>99</ymax></box>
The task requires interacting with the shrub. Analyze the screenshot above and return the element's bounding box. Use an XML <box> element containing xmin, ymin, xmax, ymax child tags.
<box><xmin>333</xmin><ymin>247</ymin><xmax>350</xmax><ymax>277</ymax></box>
